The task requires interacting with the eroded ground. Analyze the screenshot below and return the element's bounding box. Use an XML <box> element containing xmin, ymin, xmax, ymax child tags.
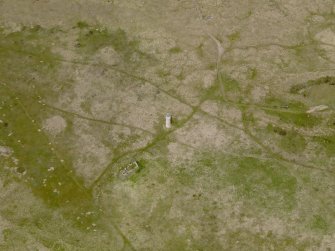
<box><xmin>0</xmin><ymin>0</ymin><xmax>335</xmax><ymax>250</ymax></box>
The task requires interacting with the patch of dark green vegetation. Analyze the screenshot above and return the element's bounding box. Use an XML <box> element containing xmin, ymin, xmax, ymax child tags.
<box><xmin>310</xmin><ymin>215</ymin><xmax>329</xmax><ymax>232</ymax></box>
<box><xmin>313</xmin><ymin>135</ymin><xmax>335</xmax><ymax>157</ymax></box>
<box><xmin>227</xmin><ymin>31</ymin><xmax>240</xmax><ymax>43</ymax></box>
<box><xmin>168</xmin><ymin>46</ymin><xmax>182</xmax><ymax>54</ymax></box>
<box><xmin>76</xmin><ymin>25</ymin><xmax>150</xmax><ymax>62</ymax></box>
<box><xmin>219</xmin><ymin>73</ymin><xmax>241</xmax><ymax>93</ymax></box>
<box><xmin>76</xmin><ymin>21</ymin><xmax>90</xmax><ymax>29</ymax></box>
<box><xmin>267</xmin><ymin>110</ymin><xmax>320</xmax><ymax>128</ymax></box>
<box><xmin>267</xmin><ymin>124</ymin><xmax>306</xmax><ymax>153</ymax></box>
<box><xmin>264</xmin><ymin>97</ymin><xmax>321</xmax><ymax>127</ymax></box>
<box><xmin>290</xmin><ymin>75</ymin><xmax>335</xmax><ymax>94</ymax></box>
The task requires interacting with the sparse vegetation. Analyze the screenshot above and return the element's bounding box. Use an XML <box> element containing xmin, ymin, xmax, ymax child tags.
<box><xmin>1</xmin><ymin>1</ymin><xmax>335</xmax><ymax>250</ymax></box>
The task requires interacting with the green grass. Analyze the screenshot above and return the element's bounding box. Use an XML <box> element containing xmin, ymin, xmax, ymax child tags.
<box><xmin>0</xmin><ymin>27</ymin><xmax>87</xmax><ymax>207</ymax></box>
<box><xmin>76</xmin><ymin>21</ymin><xmax>90</xmax><ymax>29</ymax></box>
<box><xmin>0</xmin><ymin>27</ymin><xmax>99</xmax><ymax>228</ymax></box>
<box><xmin>0</xmin><ymin>86</ymin><xmax>89</xmax><ymax>207</ymax></box>
<box><xmin>266</xmin><ymin>124</ymin><xmax>306</xmax><ymax>153</ymax></box>
<box><xmin>219</xmin><ymin>73</ymin><xmax>241</xmax><ymax>93</ymax></box>
<box><xmin>311</xmin><ymin>215</ymin><xmax>329</xmax><ymax>232</ymax></box>
<box><xmin>264</xmin><ymin>97</ymin><xmax>321</xmax><ymax>127</ymax></box>
<box><xmin>225</xmin><ymin>157</ymin><xmax>297</xmax><ymax>211</ymax></box>
<box><xmin>268</xmin><ymin>111</ymin><xmax>321</xmax><ymax>128</ymax></box>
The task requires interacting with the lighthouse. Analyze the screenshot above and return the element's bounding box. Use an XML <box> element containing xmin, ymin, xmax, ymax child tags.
<box><xmin>165</xmin><ymin>113</ymin><xmax>172</xmax><ymax>129</ymax></box>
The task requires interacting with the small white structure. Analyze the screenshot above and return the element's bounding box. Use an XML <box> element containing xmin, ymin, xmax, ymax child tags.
<box><xmin>165</xmin><ymin>113</ymin><xmax>172</xmax><ymax>128</ymax></box>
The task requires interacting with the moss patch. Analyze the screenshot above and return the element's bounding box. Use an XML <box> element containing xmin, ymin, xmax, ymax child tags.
<box><xmin>168</xmin><ymin>46</ymin><xmax>182</xmax><ymax>54</ymax></box>
<box><xmin>76</xmin><ymin>25</ymin><xmax>149</xmax><ymax>63</ymax></box>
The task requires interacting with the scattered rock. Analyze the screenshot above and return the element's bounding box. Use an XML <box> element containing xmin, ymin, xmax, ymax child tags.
<box><xmin>307</xmin><ymin>105</ymin><xmax>329</xmax><ymax>114</ymax></box>
<box><xmin>0</xmin><ymin>146</ymin><xmax>12</xmax><ymax>157</ymax></box>
<box><xmin>47</xmin><ymin>166</ymin><xmax>55</xmax><ymax>172</ymax></box>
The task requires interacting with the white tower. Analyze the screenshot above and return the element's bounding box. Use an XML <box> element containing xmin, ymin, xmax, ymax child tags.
<box><xmin>165</xmin><ymin>113</ymin><xmax>171</xmax><ymax>128</ymax></box>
